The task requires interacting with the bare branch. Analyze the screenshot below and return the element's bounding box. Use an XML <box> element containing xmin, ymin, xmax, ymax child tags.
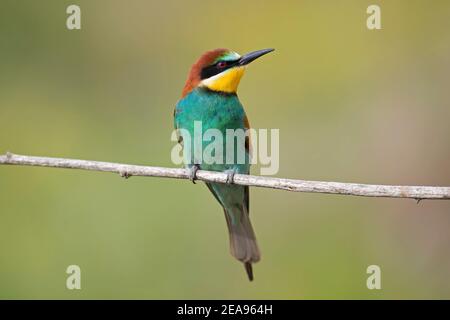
<box><xmin>0</xmin><ymin>153</ymin><xmax>449</xmax><ymax>200</ymax></box>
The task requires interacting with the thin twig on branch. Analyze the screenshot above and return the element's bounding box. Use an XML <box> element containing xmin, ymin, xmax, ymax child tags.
<box><xmin>0</xmin><ymin>152</ymin><xmax>449</xmax><ymax>200</ymax></box>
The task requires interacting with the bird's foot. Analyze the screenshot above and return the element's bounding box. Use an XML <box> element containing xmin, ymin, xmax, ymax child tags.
<box><xmin>188</xmin><ymin>164</ymin><xmax>200</xmax><ymax>184</ymax></box>
<box><xmin>120</xmin><ymin>171</ymin><xmax>131</xmax><ymax>179</ymax></box>
<box><xmin>225</xmin><ymin>169</ymin><xmax>237</xmax><ymax>185</ymax></box>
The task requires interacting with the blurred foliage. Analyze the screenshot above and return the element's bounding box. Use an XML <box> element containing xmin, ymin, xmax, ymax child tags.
<box><xmin>0</xmin><ymin>0</ymin><xmax>449</xmax><ymax>299</ymax></box>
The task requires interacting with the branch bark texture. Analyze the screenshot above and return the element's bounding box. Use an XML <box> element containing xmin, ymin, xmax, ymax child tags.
<box><xmin>0</xmin><ymin>153</ymin><xmax>449</xmax><ymax>200</ymax></box>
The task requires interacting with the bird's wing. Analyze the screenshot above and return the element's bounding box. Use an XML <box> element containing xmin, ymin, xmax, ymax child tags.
<box><xmin>173</xmin><ymin>105</ymin><xmax>183</xmax><ymax>145</ymax></box>
<box><xmin>244</xmin><ymin>114</ymin><xmax>252</xmax><ymax>160</ymax></box>
<box><xmin>242</xmin><ymin>114</ymin><xmax>251</xmax><ymax>214</ymax></box>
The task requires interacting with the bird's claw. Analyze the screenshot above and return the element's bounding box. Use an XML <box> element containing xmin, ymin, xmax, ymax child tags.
<box><xmin>225</xmin><ymin>169</ymin><xmax>236</xmax><ymax>185</ymax></box>
<box><xmin>189</xmin><ymin>164</ymin><xmax>200</xmax><ymax>184</ymax></box>
<box><xmin>120</xmin><ymin>171</ymin><xmax>131</xmax><ymax>179</ymax></box>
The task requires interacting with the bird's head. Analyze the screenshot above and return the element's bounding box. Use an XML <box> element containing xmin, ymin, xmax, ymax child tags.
<box><xmin>181</xmin><ymin>48</ymin><xmax>274</xmax><ymax>97</ymax></box>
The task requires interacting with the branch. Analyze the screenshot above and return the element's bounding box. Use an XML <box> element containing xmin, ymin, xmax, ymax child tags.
<box><xmin>0</xmin><ymin>152</ymin><xmax>449</xmax><ymax>200</ymax></box>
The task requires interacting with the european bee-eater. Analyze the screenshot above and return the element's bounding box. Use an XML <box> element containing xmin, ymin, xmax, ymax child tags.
<box><xmin>174</xmin><ymin>48</ymin><xmax>274</xmax><ymax>281</ymax></box>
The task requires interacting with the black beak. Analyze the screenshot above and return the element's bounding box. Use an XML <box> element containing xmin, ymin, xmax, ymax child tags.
<box><xmin>238</xmin><ymin>48</ymin><xmax>275</xmax><ymax>66</ymax></box>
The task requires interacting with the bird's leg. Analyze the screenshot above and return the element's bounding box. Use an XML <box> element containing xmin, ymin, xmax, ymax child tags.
<box><xmin>188</xmin><ymin>164</ymin><xmax>200</xmax><ymax>184</ymax></box>
<box><xmin>225</xmin><ymin>168</ymin><xmax>237</xmax><ymax>185</ymax></box>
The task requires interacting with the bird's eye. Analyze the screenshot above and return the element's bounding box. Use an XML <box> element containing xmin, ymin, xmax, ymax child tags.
<box><xmin>217</xmin><ymin>61</ymin><xmax>227</xmax><ymax>68</ymax></box>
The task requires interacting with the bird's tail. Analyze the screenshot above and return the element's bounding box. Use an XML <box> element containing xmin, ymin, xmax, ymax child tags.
<box><xmin>223</xmin><ymin>207</ymin><xmax>260</xmax><ymax>281</ymax></box>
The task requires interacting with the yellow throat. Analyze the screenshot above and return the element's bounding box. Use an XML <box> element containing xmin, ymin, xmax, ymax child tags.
<box><xmin>200</xmin><ymin>67</ymin><xmax>246</xmax><ymax>93</ymax></box>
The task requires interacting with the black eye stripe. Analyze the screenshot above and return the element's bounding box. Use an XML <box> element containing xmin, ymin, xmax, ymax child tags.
<box><xmin>200</xmin><ymin>60</ymin><xmax>239</xmax><ymax>80</ymax></box>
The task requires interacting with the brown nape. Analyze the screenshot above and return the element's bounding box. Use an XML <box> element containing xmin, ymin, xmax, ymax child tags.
<box><xmin>181</xmin><ymin>48</ymin><xmax>229</xmax><ymax>98</ymax></box>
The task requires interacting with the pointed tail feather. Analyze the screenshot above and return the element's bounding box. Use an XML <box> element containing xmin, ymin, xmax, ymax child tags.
<box><xmin>245</xmin><ymin>262</ymin><xmax>254</xmax><ymax>281</ymax></box>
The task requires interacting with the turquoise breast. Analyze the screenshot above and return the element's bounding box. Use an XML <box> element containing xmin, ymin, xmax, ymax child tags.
<box><xmin>174</xmin><ymin>87</ymin><xmax>250</xmax><ymax>173</ymax></box>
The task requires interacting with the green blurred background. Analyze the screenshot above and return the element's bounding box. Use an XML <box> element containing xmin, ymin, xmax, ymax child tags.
<box><xmin>0</xmin><ymin>0</ymin><xmax>449</xmax><ymax>299</ymax></box>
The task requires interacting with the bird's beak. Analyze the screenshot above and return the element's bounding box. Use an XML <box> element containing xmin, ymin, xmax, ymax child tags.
<box><xmin>238</xmin><ymin>48</ymin><xmax>275</xmax><ymax>66</ymax></box>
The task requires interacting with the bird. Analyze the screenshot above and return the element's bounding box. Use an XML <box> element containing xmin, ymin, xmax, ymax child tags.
<box><xmin>174</xmin><ymin>48</ymin><xmax>274</xmax><ymax>281</ymax></box>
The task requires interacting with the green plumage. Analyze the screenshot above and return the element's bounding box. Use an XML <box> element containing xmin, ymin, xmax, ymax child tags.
<box><xmin>174</xmin><ymin>87</ymin><xmax>259</xmax><ymax>280</ymax></box>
